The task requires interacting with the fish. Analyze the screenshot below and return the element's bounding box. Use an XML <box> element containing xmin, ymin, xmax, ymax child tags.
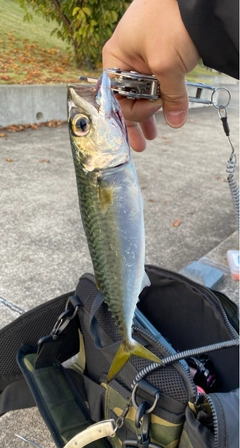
<box><xmin>67</xmin><ymin>70</ymin><xmax>161</xmax><ymax>381</ymax></box>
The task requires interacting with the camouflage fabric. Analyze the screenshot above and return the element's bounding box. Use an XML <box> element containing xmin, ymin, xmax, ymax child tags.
<box><xmin>178</xmin><ymin>429</ymin><xmax>194</xmax><ymax>448</ymax></box>
<box><xmin>105</xmin><ymin>384</ymin><xmax>183</xmax><ymax>448</ymax></box>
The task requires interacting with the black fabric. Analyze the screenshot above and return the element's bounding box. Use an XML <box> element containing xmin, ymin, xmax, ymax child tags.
<box><xmin>209</xmin><ymin>389</ymin><xmax>239</xmax><ymax>447</ymax></box>
<box><xmin>17</xmin><ymin>346</ymin><xmax>111</xmax><ymax>448</ymax></box>
<box><xmin>213</xmin><ymin>290</ymin><xmax>239</xmax><ymax>333</ymax></box>
<box><xmin>138</xmin><ymin>266</ymin><xmax>239</xmax><ymax>392</ymax></box>
<box><xmin>89</xmin><ymin>291</ymin><xmax>106</xmax><ymax>348</ymax></box>
<box><xmin>179</xmin><ymin>405</ymin><xmax>214</xmax><ymax>448</ymax></box>
<box><xmin>67</xmin><ymin>369</ymin><xmax>106</xmax><ymax>423</ymax></box>
<box><xmin>0</xmin><ymin>291</ymin><xmax>78</xmax><ymax>392</ymax></box>
<box><xmin>0</xmin><ymin>378</ymin><xmax>35</xmax><ymax>415</ymax></box>
<box><xmin>178</xmin><ymin>0</ymin><xmax>239</xmax><ymax>79</ymax></box>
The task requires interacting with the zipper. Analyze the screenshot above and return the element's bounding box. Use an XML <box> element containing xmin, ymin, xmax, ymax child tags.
<box><xmin>196</xmin><ymin>394</ymin><xmax>219</xmax><ymax>448</ymax></box>
<box><xmin>213</xmin><ymin>290</ymin><xmax>239</xmax><ymax>331</ymax></box>
<box><xmin>207</xmin><ymin>395</ymin><xmax>219</xmax><ymax>448</ymax></box>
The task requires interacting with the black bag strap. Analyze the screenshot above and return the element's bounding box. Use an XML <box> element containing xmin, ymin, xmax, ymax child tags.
<box><xmin>34</xmin><ymin>294</ymin><xmax>82</xmax><ymax>369</ymax></box>
<box><xmin>17</xmin><ymin>346</ymin><xmax>108</xmax><ymax>448</ymax></box>
<box><xmin>0</xmin><ymin>377</ymin><xmax>35</xmax><ymax>415</ymax></box>
<box><xmin>0</xmin><ymin>290</ymin><xmax>78</xmax><ymax>413</ymax></box>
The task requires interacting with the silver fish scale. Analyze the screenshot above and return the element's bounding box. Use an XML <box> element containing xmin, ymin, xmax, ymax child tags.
<box><xmin>75</xmin><ymin>160</ymin><xmax>145</xmax><ymax>341</ymax></box>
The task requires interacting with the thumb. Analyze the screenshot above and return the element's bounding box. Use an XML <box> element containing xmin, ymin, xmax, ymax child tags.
<box><xmin>158</xmin><ymin>75</ymin><xmax>189</xmax><ymax>128</ymax></box>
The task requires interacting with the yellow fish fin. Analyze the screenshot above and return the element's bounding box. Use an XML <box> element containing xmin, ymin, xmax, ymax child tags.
<box><xmin>107</xmin><ymin>341</ymin><xmax>162</xmax><ymax>382</ymax></box>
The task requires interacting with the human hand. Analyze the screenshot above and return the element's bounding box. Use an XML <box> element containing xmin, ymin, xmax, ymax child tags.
<box><xmin>102</xmin><ymin>0</ymin><xmax>200</xmax><ymax>151</ymax></box>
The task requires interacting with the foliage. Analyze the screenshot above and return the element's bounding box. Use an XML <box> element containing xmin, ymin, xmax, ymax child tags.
<box><xmin>0</xmin><ymin>32</ymin><xmax>91</xmax><ymax>84</ymax></box>
<box><xmin>15</xmin><ymin>0</ymin><xmax>130</xmax><ymax>68</ymax></box>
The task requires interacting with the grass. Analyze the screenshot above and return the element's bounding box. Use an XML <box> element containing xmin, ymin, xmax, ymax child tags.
<box><xmin>0</xmin><ymin>0</ymin><xmax>215</xmax><ymax>85</ymax></box>
<box><xmin>0</xmin><ymin>0</ymin><xmax>100</xmax><ymax>84</ymax></box>
<box><xmin>186</xmin><ymin>64</ymin><xmax>215</xmax><ymax>82</ymax></box>
<box><xmin>0</xmin><ymin>0</ymin><xmax>70</xmax><ymax>50</ymax></box>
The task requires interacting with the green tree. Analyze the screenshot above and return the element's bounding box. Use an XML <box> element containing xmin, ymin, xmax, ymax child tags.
<box><xmin>16</xmin><ymin>0</ymin><xmax>130</xmax><ymax>68</ymax></box>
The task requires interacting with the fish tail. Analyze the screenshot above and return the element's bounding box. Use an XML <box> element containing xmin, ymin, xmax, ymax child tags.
<box><xmin>107</xmin><ymin>341</ymin><xmax>162</xmax><ymax>382</ymax></box>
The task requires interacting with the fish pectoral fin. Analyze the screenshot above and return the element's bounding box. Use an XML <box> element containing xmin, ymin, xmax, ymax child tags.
<box><xmin>107</xmin><ymin>341</ymin><xmax>162</xmax><ymax>382</ymax></box>
<box><xmin>98</xmin><ymin>185</ymin><xmax>113</xmax><ymax>214</ymax></box>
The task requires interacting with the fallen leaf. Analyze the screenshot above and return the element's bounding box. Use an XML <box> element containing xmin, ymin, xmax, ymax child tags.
<box><xmin>172</xmin><ymin>218</ymin><xmax>181</xmax><ymax>227</ymax></box>
<box><xmin>149</xmin><ymin>199</ymin><xmax>157</xmax><ymax>203</ymax></box>
<box><xmin>6</xmin><ymin>158</ymin><xmax>13</xmax><ymax>162</ymax></box>
<box><xmin>215</xmin><ymin>175</ymin><xmax>227</xmax><ymax>183</ymax></box>
<box><xmin>0</xmin><ymin>133</ymin><xmax>7</xmax><ymax>138</ymax></box>
<box><xmin>0</xmin><ymin>120</ymin><xmax>66</xmax><ymax>133</ymax></box>
<box><xmin>0</xmin><ymin>75</ymin><xmax>11</xmax><ymax>81</ymax></box>
<box><xmin>39</xmin><ymin>159</ymin><xmax>50</xmax><ymax>163</ymax></box>
<box><xmin>161</xmin><ymin>137</ymin><xmax>171</xmax><ymax>144</ymax></box>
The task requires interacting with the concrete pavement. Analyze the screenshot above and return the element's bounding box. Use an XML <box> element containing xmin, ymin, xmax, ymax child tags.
<box><xmin>0</xmin><ymin>78</ymin><xmax>239</xmax><ymax>447</ymax></box>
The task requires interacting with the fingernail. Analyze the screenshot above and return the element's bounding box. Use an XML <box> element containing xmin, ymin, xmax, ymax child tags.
<box><xmin>164</xmin><ymin>110</ymin><xmax>186</xmax><ymax>128</ymax></box>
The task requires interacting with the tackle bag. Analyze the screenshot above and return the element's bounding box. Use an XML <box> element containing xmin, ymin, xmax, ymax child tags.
<box><xmin>0</xmin><ymin>265</ymin><xmax>239</xmax><ymax>448</ymax></box>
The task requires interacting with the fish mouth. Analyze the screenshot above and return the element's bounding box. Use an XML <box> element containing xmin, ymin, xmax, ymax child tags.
<box><xmin>67</xmin><ymin>72</ymin><xmax>110</xmax><ymax>113</ymax></box>
<box><xmin>67</xmin><ymin>83</ymin><xmax>98</xmax><ymax>110</ymax></box>
<box><xmin>99</xmin><ymin>71</ymin><xmax>128</xmax><ymax>141</ymax></box>
<box><xmin>68</xmin><ymin>71</ymin><xmax>128</xmax><ymax>141</ymax></box>
<box><xmin>68</xmin><ymin>71</ymin><xmax>114</xmax><ymax>114</ymax></box>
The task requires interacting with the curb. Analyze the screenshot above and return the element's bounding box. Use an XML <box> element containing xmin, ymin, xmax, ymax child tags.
<box><xmin>0</xmin><ymin>84</ymin><xmax>67</xmax><ymax>127</ymax></box>
<box><xmin>1</xmin><ymin>79</ymin><xmax>235</xmax><ymax>127</ymax></box>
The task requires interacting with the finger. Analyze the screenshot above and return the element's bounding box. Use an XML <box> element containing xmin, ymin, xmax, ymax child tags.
<box><xmin>126</xmin><ymin>115</ymin><xmax>158</xmax><ymax>152</ymax></box>
<box><xmin>140</xmin><ymin>115</ymin><xmax>158</xmax><ymax>141</ymax></box>
<box><xmin>118</xmin><ymin>97</ymin><xmax>163</xmax><ymax>123</ymax></box>
<box><xmin>157</xmin><ymin>73</ymin><xmax>189</xmax><ymax>128</ymax></box>
<box><xmin>126</xmin><ymin>121</ymin><xmax>146</xmax><ymax>152</ymax></box>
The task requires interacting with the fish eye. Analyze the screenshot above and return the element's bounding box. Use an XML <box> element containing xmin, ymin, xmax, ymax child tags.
<box><xmin>72</xmin><ymin>114</ymin><xmax>91</xmax><ymax>136</ymax></box>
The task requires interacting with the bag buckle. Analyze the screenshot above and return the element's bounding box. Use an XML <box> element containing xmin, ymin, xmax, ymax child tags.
<box><xmin>35</xmin><ymin>295</ymin><xmax>81</xmax><ymax>368</ymax></box>
<box><xmin>123</xmin><ymin>395</ymin><xmax>163</xmax><ymax>448</ymax></box>
<box><xmin>122</xmin><ymin>407</ymin><xmax>162</xmax><ymax>447</ymax></box>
